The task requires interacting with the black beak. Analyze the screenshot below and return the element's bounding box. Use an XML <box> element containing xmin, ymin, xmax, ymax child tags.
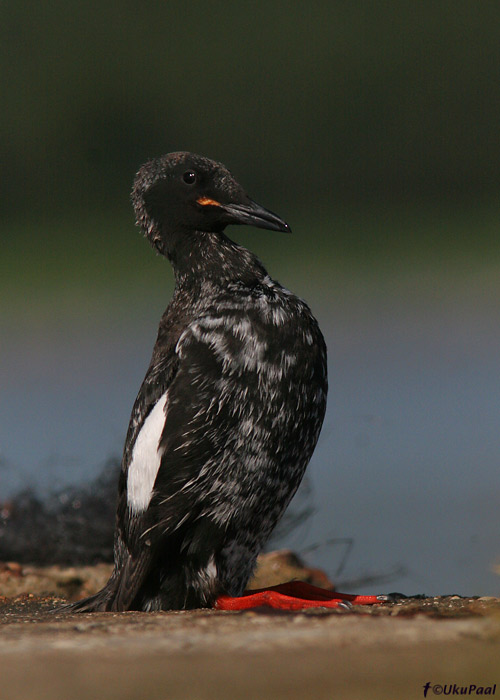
<box><xmin>221</xmin><ymin>199</ymin><xmax>291</xmax><ymax>233</ymax></box>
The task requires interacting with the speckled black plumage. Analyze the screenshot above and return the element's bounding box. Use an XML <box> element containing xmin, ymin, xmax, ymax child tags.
<box><xmin>70</xmin><ymin>152</ymin><xmax>327</xmax><ymax>612</ymax></box>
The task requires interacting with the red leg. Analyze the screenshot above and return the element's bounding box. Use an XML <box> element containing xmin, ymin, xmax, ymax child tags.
<box><xmin>215</xmin><ymin>580</ymin><xmax>385</xmax><ymax>611</ymax></box>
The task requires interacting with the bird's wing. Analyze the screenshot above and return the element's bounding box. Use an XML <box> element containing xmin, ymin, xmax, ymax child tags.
<box><xmin>121</xmin><ymin>350</ymin><xmax>180</xmax><ymax>471</ymax></box>
<box><xmin>150</xmin><ymin>320</ymin><xmax>246</xmax><ymax>527</ymax></box>
<box><xmin>112</xmin><ymin>315</ymin><xmax>246</xmax><ymax>609</ymax></box>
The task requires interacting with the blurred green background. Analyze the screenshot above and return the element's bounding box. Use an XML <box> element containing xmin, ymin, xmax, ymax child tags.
<box><xmin>3</xmin><ymin>2</ymin><xmax>500</xmax><ymax>286</ymax></box>
<box><xmin>1</xmin><ymin>2</ymin><xmax>500</xmax><ymax>594</ymax></box>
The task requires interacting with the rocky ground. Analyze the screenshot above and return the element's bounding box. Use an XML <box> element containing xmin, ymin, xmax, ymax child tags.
<box><xmin>0</xmin><ymin>553</ymin><xmax>499</xmax><ymax>700</ymax></box>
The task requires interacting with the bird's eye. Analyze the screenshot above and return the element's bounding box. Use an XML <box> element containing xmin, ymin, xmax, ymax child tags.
<box><xmin>183</xmin><ymin>170</ymin><xmax>196</xmax><ymax>185</ymax></box>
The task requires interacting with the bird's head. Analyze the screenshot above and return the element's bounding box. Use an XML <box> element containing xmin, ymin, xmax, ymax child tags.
<box><xmin>131</xmin><ymin>152</ymin><xmax>290</xmax><ymax>256</ymax></box>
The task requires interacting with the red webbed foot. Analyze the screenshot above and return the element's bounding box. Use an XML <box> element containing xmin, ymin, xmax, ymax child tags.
<box><xmin>215</xmin><ymin>580</ymin><xmax>387</xmax><ymax>611</ymax></box>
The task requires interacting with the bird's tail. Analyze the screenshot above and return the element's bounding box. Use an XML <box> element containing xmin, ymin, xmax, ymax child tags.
<box><xmin>55</xmin><ymin>574</ymin><xmax>119</xmax><ymax>613</ymax></box>
<box><xmin>55</xmin><ymin>553</ymin><xmax>150</xmax><ymax>612</ymax></box>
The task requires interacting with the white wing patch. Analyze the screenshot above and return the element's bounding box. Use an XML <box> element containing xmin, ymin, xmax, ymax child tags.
<box><xmin>127</xmin><ymin>392</ymin><xmax>168</xmax><ymax>513</ymax></box>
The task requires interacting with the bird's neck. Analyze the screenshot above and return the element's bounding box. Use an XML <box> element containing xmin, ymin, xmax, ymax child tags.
<box><xmin>167</xmin><ymin>229</ymin><xmax>268</xmax><ymax>289</ymax></box>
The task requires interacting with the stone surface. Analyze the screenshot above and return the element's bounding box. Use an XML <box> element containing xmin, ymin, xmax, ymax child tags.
<box><xmin>0</xmin><ymin>595</ymin><xmax>498</xmax><ymax>700</ymax></box>
<box><xmin>0</xmin><ymin>556</ymin><xmax>499</xmax><ymax>700</ymax></box>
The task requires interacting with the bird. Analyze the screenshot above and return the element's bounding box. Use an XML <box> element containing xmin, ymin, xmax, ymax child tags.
<box><xmin>67</xmin><ymin>152</ymin><xmax>380</xmax><ymax>612</ymax></box>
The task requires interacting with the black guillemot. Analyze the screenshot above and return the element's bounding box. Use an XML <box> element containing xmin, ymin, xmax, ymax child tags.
<box><xmin>68</xmin><ymin>152</ymin><xmax>381</xmax><ymax>611</ymax></box>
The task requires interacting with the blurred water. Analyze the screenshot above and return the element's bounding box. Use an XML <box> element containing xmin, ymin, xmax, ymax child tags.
<box><xmin>1</xmin><ymin>263</ymin><xmax>499</xmax><ymax>596</ymax></box>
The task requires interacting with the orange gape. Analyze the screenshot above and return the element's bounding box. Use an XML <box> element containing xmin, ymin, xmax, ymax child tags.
<box><xmin>197</xmin><ymin>196</ymin><xmax>221</xmax><ymax>206</ymax></box>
